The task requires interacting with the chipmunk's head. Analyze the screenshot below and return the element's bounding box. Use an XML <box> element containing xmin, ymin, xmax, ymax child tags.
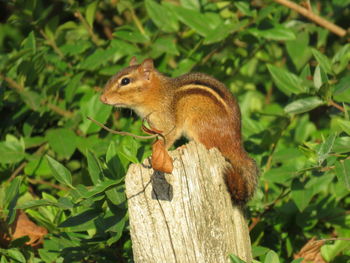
<box><xmin>100</xmin><ymin>57</ymin><xmax>159</xmax><ymax>111</ymax></box>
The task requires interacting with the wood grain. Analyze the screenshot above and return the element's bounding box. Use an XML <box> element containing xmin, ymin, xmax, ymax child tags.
<box><xmin>125</xmin><ymin>141</ymin><xmax>252</xmax><ymax>263</ymax></box>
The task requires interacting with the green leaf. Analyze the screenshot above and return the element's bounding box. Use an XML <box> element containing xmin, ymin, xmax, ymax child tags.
<box><xmin>19</xmin><ymin>90</ymin><xmax>41</xmax><ymax>111</ymax></box>
<box><xmin>17</xmin><ymin>199</ymin><xmax>58</xmax><ymax>209</ymax></box>
<box><xmin>333</xmin><ymin>76</ymin><xmax>350</xmax><ymax>103</ymax></box>
<box><xmin>264</xmin><ymin>250</ymin><xmax>280</xmax><ymax>263</ymax></box>
<box><xmin>4</xmin><ymin>248</ymin><xmax>26</xmax><ymax>263</ymax></box>
<box><xmin>64</xmin><ymin>72</ymin><xmax>84</xmax><ymax>102</ymax></box>
<box><xmin>291</xmin><ymin>180</ymin><xmax>314</xmax><ymax>212</ymax></box>
<box><xmin>313</xmin><ymin>64</ymin><xmax>328</xmax><ymax>90</ymax></box>
<box><xmin>284</xmin><ymin>97</ymin><xmax>324</xmax><ymax>114</ymax></box>
<box><xmin>229</xmin><ymin>254</ymin><xmax>247</xmax><ymax>263</ymax></box>
<box><xmin>321</xmin><ymin>240</ymin><xmax>350</xmax><ymax>262</ymax></box>
<box><xmin>311</xmin><ymin>48</ymin><xmax>332</xmax><ymax>74</ymax></box>
<box><xmin>114</xmin><ymin>27</ymin><xmax>150</xmax><ymax>43</ymax></box>
<box><xmin>46</xmin><ymin>128</ymin><xmax>77</xmax><ymax>159</ymax></box>
<box><xmin>180</xmin><ymin>0</ymin><xmax>200</xmax><ymax>10</ymax></box>
<box><xmin>332</xmin><ymin>43</ymin><xmax>350</xmax><ymax>74</ymax></box>
<box><xmin>150</xmin><ymin>36</ymin><xmax>179</xmax><ymax>57</ymax></box>
<box><xmin>109</xmin><ymin>39</ymin><xmax>140</xmax><ymax>56</ymax></box>
<box><xmin>291</xmin><ymin>259</ymin><xmax>303</xmax><ymax>263</ymax></box>
<box><xmin>24</xmin><ymin>157</ymin><xmax>51</xmax><ymax>176</ymax></box>
<box><xmin>46</xmin><ymin>155</ymin><xmax>74</xmax><ymax>188</ymax></box>
<box><xmin>145</xmin><ymin>0</ymin><xmax>179</xmax><ymax>33</ymax></box>
<box><xmin>172</xmin><ymin>58</ymin><xmax>197</xmax><ymax>77</ymax></box>
<box><xmin>333</xmin><ymin>75</ymin><xmax>350</xmax><ymax>95</ymax></box>
<box><xmin>235</xmin><ymin>3</ymin><xmax>251</xmax><ymax>16</ymax></box>
<box><xmin>306</xmin><ymin>173</ymin><xmax>335</xmax><ymax>195</ymax></box>
<box><xmin>335</xmin><ymin>159</ymin><xmax>350</xmax><ymax>190</ymax></box>
<box><xmin>267</xmin><ymin>64</ymin><xmax>305</xmax><ymax>95</ymax></box>
<box><xmin>294</xmin><ymin>115</ymin><xmax>316</xmax><ymax>143</ymax></box>
<box><xmin>23</xmin><ymin>136</ymin><xmax>46</xmax><ymax>149</ymax></box>
<box><xmin>59</xmin><ymin>209</ymin><xmax>100</xmax><ymax>228</ymax></box>
<box><xmin>85</xmin><ymin>1</ymin><xmax>98</xmax><ymax>28</ymax></box>
<box><xmin>60</xmin><ymin>41</ymin><xmax>90</xmax><ymax>56</ymax></box>
<box><xmin>204</xmin><ymin>20</ymin><xmax>249</xmax><ymax>45</ymax></box>
<box><xmin>106</xmin><ymin>141</ymin><xmax>125</xmax><ymax>178</ymax></box>
<box><xmin>4</xmin><ymin>177</ymin><xmax>22</xmax><ymax>210</ymax></box>
<box><xmin>248</xmin><ymin>25</ymin><xmax>296</xmax><ymax>41</ymax></box>
<box><xmin>171</xmin><ymin>5</ymin><xmax>219</xmax><ymax>37</ymax></box>
<box><xmin>252</xmin><ymin>246</ymin><xmax>270</xmax><ymax>258</ymax></box>
<box><xmin>333</xmin><ymin>136</ymin><xmax>350</xmax><ymax>153</ymax></box>
<box><xmin>0</xmin><ymin>136</ymin><xmax>25</xmax><ymax>164</ymax></box>
<box><xmin>79</xmin><ymin>93</ymin><xmax>112</xmax><ymax>135</ymax></box>
<box><xmin>58</xmin><ymin>197</ymin><xmax>75</xmax><ymax>209</ymax></box>
<box><xmin>117</xmin><ymin>137</ymin><xmax>139</xmax><ymax>164</ymax></box>
<box><xmin>335</xmin><ymin>119</ymin><xmax>350</xmax><ymax>135</ymax></box>
<box><xmin>79</xmin><ymin>42</ymin><xmax>138</xmax><ymax>70</ymax></box>
<box><xmin>86</xmin><ymin>150</ymin><xmax>103</xmax><ymax>184</ymax></box>
<box><xmin>264</xmin><ymin>165</ymin><xmax>296</xmax><ymax>185</ymax></box>
<box><xmin>21</xmin><ymin>31</ymin><xmax>36</xmax><ymax>54</ymax></box>
<box><xmin>79</xmin><ymin>48</ymin><xmax>114</xmax><ymax>70</ymax></box>
<box><xmin>317</xmin><ymin>133</ymin><xmax>337</xmax><ymax>165</ymax></box>
<box><xmin>106</xmin><ymin>185</ymin><xmax>126</xmax><ymax>205</ymax></box>
<box><xmin>71</xmin><ymin>180</ymin><xmax>120</xmax><ymax>199</ymax></box>
<box><xmin>5</xmin><ymin>177</ymin><xmax>22</xmax><ymax>225</ymax></box>
<box><xmin>286</xmin><ymin>31</ymin><xmax>312</xmax><ymax>70</ymax></box>
<box><xmin>300</xmin><ymin>63</ymin><xmax>312</xmax><ymax>80</ymax></box>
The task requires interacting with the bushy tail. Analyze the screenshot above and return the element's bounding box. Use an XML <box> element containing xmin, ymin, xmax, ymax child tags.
<box><xmin>224</xmin><ymin>155</ymin><xmax>259</xmax><ymax>205</ymax></box>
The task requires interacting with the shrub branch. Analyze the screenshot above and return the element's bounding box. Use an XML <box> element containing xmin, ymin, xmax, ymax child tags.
<box><xmin>1</xmin><ymin>75</ymin><xmax>74</xmax><ymax>118</ymax></box>
<box><xmin>274</xmin><ymin>0</ymin><xmax>347</xmax><ymax>37</ymax></box>
<box><xmin>74</xmin><ymin>11</ymin><xmax>101</xmax><ymax>45</ymax></box>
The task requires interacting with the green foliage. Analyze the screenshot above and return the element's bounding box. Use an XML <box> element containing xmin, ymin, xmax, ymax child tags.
<box><xmin>0</xmin><ymin>0</ymin><xmax>349</xmax><ymax>262</ymax></box>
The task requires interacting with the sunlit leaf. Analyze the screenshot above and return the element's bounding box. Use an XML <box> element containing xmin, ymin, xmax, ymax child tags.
<box><xmin>284</xmin><ymin>97</ymin><xmax>324</xmax><ymax>114</ymax></box>
<box><xmin>267</xmin><ymin>64</ymin><xmax>306</xmax><ymax>95</ymax></box>
<box><xmin>46</xmin><ymin>155</ymin><xmax>74</xmax><ymax>188</ymax></box>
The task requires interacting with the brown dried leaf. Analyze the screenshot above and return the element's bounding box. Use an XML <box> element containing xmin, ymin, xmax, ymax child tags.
<box><xmin>151</xmin><ymin>139</ymin><xmax>173</xmax><ymax>173</ymax></box>
<box><xmin>294</xmin><ymin>237</ymin><xmax>326</xmax><ymax>263</ymax></box>
<box><xmin>11</xmin><ymin>210</ymin><xmax>47</xmax><ymax>247</ymax></box>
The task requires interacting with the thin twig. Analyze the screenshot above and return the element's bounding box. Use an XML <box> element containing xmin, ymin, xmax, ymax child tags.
<box><xmin>329</xmin><ymin>100</ymin><xmax>345</xmax><ymax>112</ymax></box>
<box><xmin>274</xmin><ymin>0</ymin><xmax>347</xmax><ymax>37</ymax></box>
<box><xmin>8</xmin><ymin>162</ymin><xmax>27</xmax><ymax>182</ymax></box>
<box><xmin>0</xmin><ymin>74</ymin><xmax>24</xmax><ymax>92</ymax></box>
<box><xmin>248</xmin><ymin>217</ymin><xmax>260</xmax><ymax>231</ymax></box>
<box><xmin>264</xmin><ymin>118</ymin><xmax>291</xmax><ymax>172</ymax></box>
<box><xmin>39</xmin><ymin>29</ymin><xmax>65</xmax><ymax>59</ymax></box>
<box><xmin>74</xmin><ymin>11</ymin><xmax>100</xmax><ymax>45</ymax></box>
<box><xmin>249</xmin><ymin>188</ymin><xmax>290</xmax><ymax>231</ymax></box>
<box><xmin>47</xmin><ymin>103</ymin><xmax>74</xmax><ymax>118</ymax></box>
<box><xmin>2</xmin><ymin>75</ymin><xmax>74</xmax><ymax>118</ymax></box>
<box><xmin>87</xmin><ymin>116</ymin><xmax>158</xmax><ymax>139</ymax></box>
<box><xmin>129</xmin><ymin>8</ymin><xmax>146</xmax><ymax>35</ymax></box>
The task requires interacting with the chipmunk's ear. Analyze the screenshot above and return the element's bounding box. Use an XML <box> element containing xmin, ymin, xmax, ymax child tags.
<box><xmin>129</xmin><ymin>56</ymin><xmax>138</xmax><ymax>66</ymax></box>
<box><xmin>140</xmin><ymin>58</ymin><xmax>154</xmax><ymax>80</ymax></box>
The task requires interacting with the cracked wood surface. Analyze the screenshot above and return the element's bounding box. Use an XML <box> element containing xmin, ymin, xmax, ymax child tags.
<box><xmin>125</xmin><ymin>141</ymin><xmax>252</xmax><ymax>263</ymax></box>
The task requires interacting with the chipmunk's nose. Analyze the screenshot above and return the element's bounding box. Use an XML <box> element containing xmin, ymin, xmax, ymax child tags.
<box><xmin>100</xmin><ymin>94</ymin><xmax>108</xmax><ymax>104</ymax></box>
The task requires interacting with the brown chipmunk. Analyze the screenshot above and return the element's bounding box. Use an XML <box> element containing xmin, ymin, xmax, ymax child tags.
<box><xmin>100</xmin><ymin>57</ymin><xmax>258</xmax><ymax>204</ymax></box>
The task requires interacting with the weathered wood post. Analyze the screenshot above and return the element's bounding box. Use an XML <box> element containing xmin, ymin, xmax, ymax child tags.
<box><xmin>125</xmin><ymin>141</ymin><xmax>252</xmax><ymax>263</ymax></box>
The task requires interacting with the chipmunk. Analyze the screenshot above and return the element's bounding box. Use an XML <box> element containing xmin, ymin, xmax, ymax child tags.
<box><xmin>100</xmin><ymin>57</ymin><xmax>258</xmax><ymax>204</ymax></box>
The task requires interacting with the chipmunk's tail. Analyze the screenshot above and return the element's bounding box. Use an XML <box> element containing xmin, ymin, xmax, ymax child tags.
<box><xmin>224</xmin><ymin>154</ymin><xmax>259</xmax><ymax>205</ymax></box>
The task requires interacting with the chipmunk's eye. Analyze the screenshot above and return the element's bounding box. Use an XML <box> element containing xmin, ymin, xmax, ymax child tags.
<box><xmin>121</xmin><ymin>77</ymin><xmax>130</xmax><ymax>86</ymax></box>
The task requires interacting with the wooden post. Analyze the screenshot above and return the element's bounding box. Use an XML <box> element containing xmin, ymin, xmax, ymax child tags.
<box><xmin>125</xmin><ymin>142</ymin><xmax>252</xmax><ymax>263</ymax></box>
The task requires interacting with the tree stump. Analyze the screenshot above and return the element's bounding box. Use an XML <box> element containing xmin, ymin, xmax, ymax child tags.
<box><xmin>125</xmin><ymin>141</ymin><xmax>252</xmax><ymax>263</ymax></box>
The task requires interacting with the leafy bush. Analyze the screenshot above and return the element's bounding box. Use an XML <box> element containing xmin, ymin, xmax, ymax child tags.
<box><xmin>0</xmin><ymin>0</ymin><xmax>349</xmax><ymax>262</ymax></box>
